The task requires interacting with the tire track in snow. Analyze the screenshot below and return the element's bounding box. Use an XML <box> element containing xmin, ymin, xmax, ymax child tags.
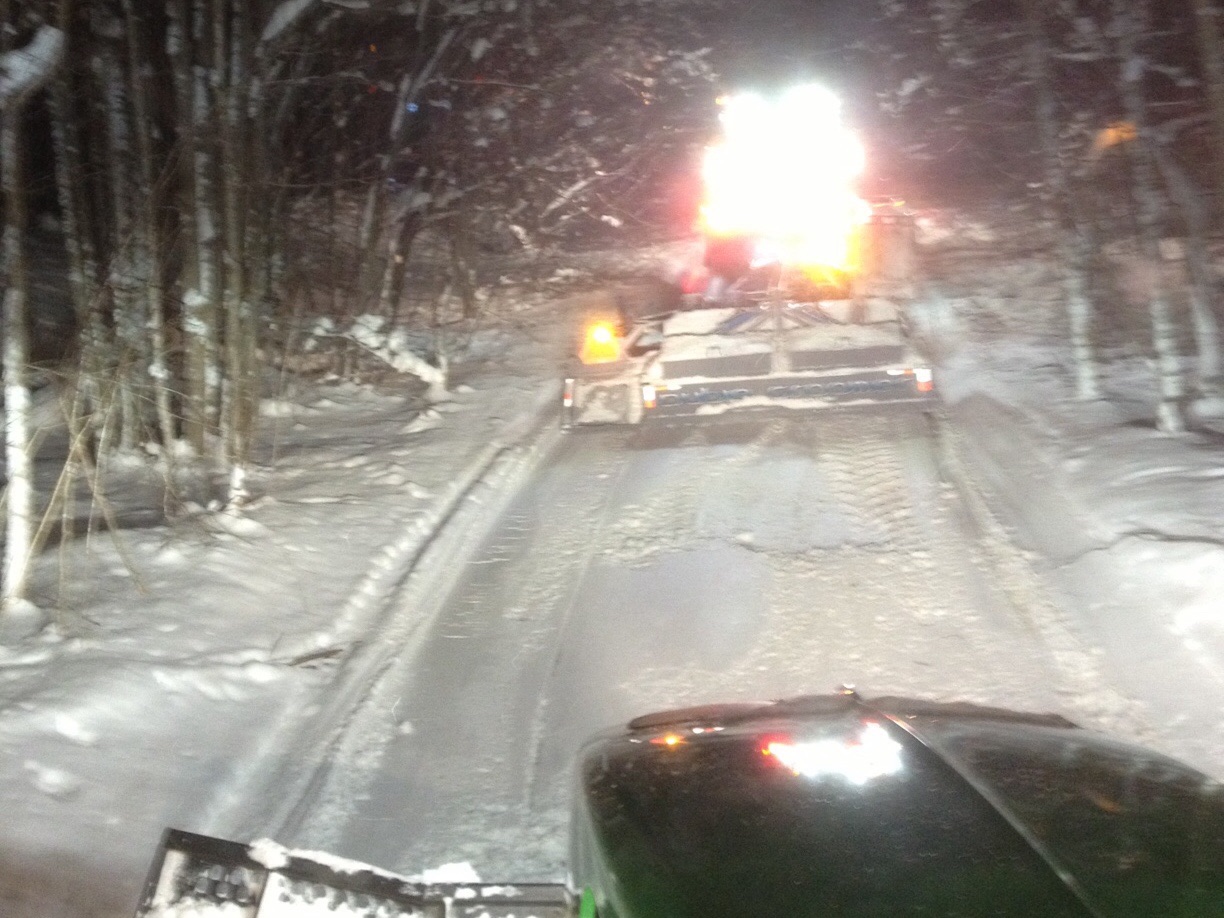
<box><xmin>267</xmin><ymin>406</ymin><xmax>1149</xmax><ymax>881</ymax></box>
<box><xmin>285</xmin><ymin>429</ymin><xmax>639</xmax><ymax>868</ymax></box>
<box><xmin>521</xmin><ymin>441</ymin><xmax>640</xmax><ymax>812</ymax></box>
<box><xmin>576</xmin><ymin>410</ymin><xmax>1070</xmax><ymax>723</ymax></box>
<box><xmin>691</xmin><ymin>411</ymin><xmax>1059</xmax><ymax>704</ymax></box>
<box><xmin>817</xmin><ymin>414</ymin><xmax>925</xmax><ymax>553</ymax></box>
<box><xmin>206</xmin><ymin>387</ymin><xmax>565</xmax><ymax>844</ymax></box>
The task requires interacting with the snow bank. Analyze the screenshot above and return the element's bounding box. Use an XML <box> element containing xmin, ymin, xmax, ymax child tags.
<box><xmin>928</xmin><ymin>233</ymin><xmax>1224</xmax><ymax>777</ymax></box>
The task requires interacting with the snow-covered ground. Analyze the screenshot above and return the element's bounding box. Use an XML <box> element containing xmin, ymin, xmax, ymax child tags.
<box><xmin>914</xmin><ymin>229</ymin><xmax>1224</xmax><ymax>775</ymax></box>
<box><xmin>3</xmin><ymin>233</ymin><xmax>1224</xmax><ymax>917</ymax></box>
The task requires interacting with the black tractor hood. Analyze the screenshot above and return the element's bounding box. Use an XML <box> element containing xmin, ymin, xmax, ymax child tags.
<box><xmin>574</xmin><ymin>693</ymin><xmax>1224</xmax><ymax>918</ymax></box>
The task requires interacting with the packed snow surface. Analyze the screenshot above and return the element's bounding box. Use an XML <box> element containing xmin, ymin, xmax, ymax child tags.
<box><xmin>2</xmin><ymin>238</ymin><xmax>1223</xmax><ymax>917</ymax></box>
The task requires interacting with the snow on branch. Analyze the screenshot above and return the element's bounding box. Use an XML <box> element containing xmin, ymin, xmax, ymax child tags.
<box><xmin>261</xmin><ymin>0</ymin><xmax>319</xmax><ymax>43</ymax></box>
<box><xmin>0</xmin><ymin>26</ymin><xmax>65</xmax><ymax>109</ymax></box>
<box><xmin>259</xmin><ymin>0</ymin><xmax>377</xmax><ymax>44</ymax></box>
<box><xmin>540</xmin><ymin>176</ymin><xmax>597</xmax><ymax>220</ymax></box>
<box><xmin>347</xmin><ymin>315</ymin><xmax>448</xmax><ymax>400</ymax></box>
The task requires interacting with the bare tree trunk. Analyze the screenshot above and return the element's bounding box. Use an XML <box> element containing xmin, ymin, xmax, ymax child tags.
<box><xmin>1023</xmin><ymin>0</ymin><xmax>1099</xmax><ymax>400</ymax></box>
<box><xmin>49</xmin><ymin>0</ymin><xmax>97</xmax><ymax>333</ymax></box>
<box><xmin>2</xmin><ymin>111</ymin><xmax>35</xmax><ymax>609</ymax></box>
<box><xmin>1191</xmin><ymin>0</ymin><xmax>1224</xmax><ymax>226</ymax></box>
<box><xmin>1153</xmin><ymin>149</ymin><xmax>1223</xmax><ymax>393</ymax></box>
<box><xmin>47</xmin><ymin>0</ymin><xmax>85</xmax><ymax>555</ymax></box>
<box><xmin>97</xmin><ymin>25</ymin><xmax>146</xmax><ymax>451</ymax></box>
<box><xmin>122</xmin><ymin>0</ymin><xmax>176</xmax><ymax>448</ymax></box>
<box><xmin>188</xmin><ymin>0</ymin><xmax>222</xmax><ymax>451</ymax></box>
<box><xmin>169</xmin><ymin>0</ymin><xmax>205</xmax><ymax>451</ymax></box>
<box><xmin>450</xmin><ymin>223</ymin><xmax>478</xmax><ymax>319</ymax></box>
<box><xmin>1</xmin><ymin>23</ymin><xmax>66</xmax><ymax>614</ymax></box>
<box><xmin>220</xmin><ymin>0</ymin><xmax>255</xmax><ymax>503</ymax></box>
<box><xmin>1114</xmin><ymin>0</ymin><xmax>1186</xmax><ymax>432</ymax></box>
<box><xmin>375</xmin><ymin>202</ymin><xmax>417</xmax><ymax>317</ymax></box>
<box><xmin>356</xmin><ymin>31</ymin><xmax>457</xmax><ymax>318</ymax></box>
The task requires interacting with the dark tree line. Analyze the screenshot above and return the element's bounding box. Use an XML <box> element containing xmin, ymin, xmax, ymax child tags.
<box><xmin>0</xmin><ymin>0</ymin><xmax>728</xmax><ymax>611</ymax></box>
<box><xmin>870</xmin><ymin>0</ymin><xmax>1224</xmax><ymax>431</ymax></box>
<box><xmin>20</xmin><ymin>0</ymin><xmax>1216</xmax><ymax>613</ymax></box>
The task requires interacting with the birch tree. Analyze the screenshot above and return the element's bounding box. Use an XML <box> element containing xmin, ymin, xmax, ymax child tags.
<box><xmin>872</xmin><ymin>0</ymin><xmax>1218</xmax><ymax>425</ymax></box>
<box><xmin>1111</xmin><ymin>0</ymin><xmax>1187</xmax><ymax>432</ymax></box>
<box><xmin>1154</xmin><ymin>146</ymin><xmax>1223</xmax><ymax>398</ymax></box>
<box><xmin>873</xmin><ymin>0</ymin><xmax>1105</xmax><ymax>397</ymax></box>
<box><xmin>1</xmin><ymin>22</ymin><xmax>66</xmax><ymax>612</ymax></box>
<box><xmin>1022</xmin><ymin>0</ymin><xmax>1099</xmax><ymax>400</ymax></box>
<box><xmin>121</xmin><ymin>0</ymin><xmax>176</xmax><ymax>448</ymax></box>
<box><xmin>47</xmin><ymin>0</ymin><xmax>314</xmax><ymax>502</ymax></box>
<box><xmin>0</xmin><ymin>0</ymin><xmax>728</xmax><ymax>560</ymax></box>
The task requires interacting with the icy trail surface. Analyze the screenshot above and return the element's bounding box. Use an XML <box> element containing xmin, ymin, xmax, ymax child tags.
<box><xmin>279</xmin><ymin>410</ymin><xmax>1146</xmax><ymax>882</ymax></box>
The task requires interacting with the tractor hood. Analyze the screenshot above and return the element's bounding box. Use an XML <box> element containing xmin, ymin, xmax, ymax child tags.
<box><xmin>574</xmin><ymin>693</ymin><xmax>1224</xmax><ymax>918</ymax></box>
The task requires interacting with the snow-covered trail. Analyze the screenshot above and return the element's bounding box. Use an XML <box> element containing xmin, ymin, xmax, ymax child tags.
<box><xmin>280</xmin><ymin>409</ymin><xmax>1117</xmax><ymax>881</ymax></box>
